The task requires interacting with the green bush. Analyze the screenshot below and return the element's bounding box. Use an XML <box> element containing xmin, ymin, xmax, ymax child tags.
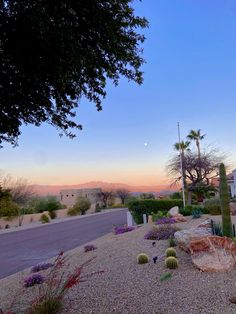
<box><xmin>67</xmin><ymin>207</ymin><xmax>79</xmax><ymax>216</ymax></box>
<box><xmin>48</xmin><ymin>210</ymin><xmax>57</xmax><ymax>219</ymax></box>
<box><xmin>0</xmin><ymin>194</ymin><xmax>19</xmax><ymax>218</ymax></box>
<box><xmin>203</xmin><ymin>198</ymin><xmax>221</xmax><ymax>215</ymax></box>
<box><xmin>73</xmin><ymin>197</ymin><xmax>91</xmax><ymax>215</ymax></box>
<box><xmin>128</xmin><ymin>199</ymin><xmax>183</xmax><ymax>224</ymax></box>
<box><xmin>180</xmin><ymin>205</ymin><xmax>193</xmax><ymax>216</ymax></box>
<box><xmin>40</xmin><ymin>214</ymin><xmax>50</xmax><ymax>223</ymax></box>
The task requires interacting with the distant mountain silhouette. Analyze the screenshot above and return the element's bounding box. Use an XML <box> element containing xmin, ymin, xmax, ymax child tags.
<box><xmin>32</xmin><ymin>181</ymin><xmax>177</xmax><ymax>196</ymax></box>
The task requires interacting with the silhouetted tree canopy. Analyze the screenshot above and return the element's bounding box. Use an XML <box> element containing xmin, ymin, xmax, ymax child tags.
<box><xmin>0</xmin><ymin>0</ymin><xmax>148</xmax><ymax>146</ymax></box>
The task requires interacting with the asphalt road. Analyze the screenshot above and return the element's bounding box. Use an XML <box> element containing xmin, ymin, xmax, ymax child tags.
<box><xmin>0</xmin><ymin>209</ymin><xmax>127</xmax><ymax>279</ymax></box>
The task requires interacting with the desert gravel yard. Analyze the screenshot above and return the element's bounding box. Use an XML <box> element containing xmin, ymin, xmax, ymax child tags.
<box><xmin>1</xmin><ymin>216</ymin><xmax>236</xmax><ymax>314</ymax></box>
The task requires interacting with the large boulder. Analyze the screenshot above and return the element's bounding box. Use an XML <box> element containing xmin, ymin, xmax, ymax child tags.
<box><xmin>174</xmin><ymin>227</ymin><xmax>212</xmax><ymax>252</ymax></box>
<box><xmin>168</xmin><ymin>206</ymin><xmax>179</xmax><ymax>217</ymax></box>
<box><xmin>189</xmin><ymin>236</ymin><xmax>236</xmax><ymax>272</ymax></box>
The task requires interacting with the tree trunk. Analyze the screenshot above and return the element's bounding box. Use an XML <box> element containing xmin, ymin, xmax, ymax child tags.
<box><xmin>187</xmin><ymin>190</ymin><xmax>192</xmax><ymax>205</ymax></box>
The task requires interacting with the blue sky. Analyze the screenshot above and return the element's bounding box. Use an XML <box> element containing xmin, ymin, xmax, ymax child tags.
<box><xmin>1</xmin><ymin>0</ymin><xmax>236</xmax><ymax>186</ymax></box>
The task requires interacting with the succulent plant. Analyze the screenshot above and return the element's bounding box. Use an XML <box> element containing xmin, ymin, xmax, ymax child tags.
<box><xmin>165</xmin><ymin>256</ymin><xmax>178</xmax><ymax>269</ymax></box>
<box><xmin>137</xmin><ymin>253</ymin><xmax>149</xmax><ymax>264</ymax></box>
<box><xmin>165</xmin><ymin>248</ymin><xmax>177</xmax><ymax>258</ymax></box>
<box><xmin>160</xmin><ymin>272</ymin><xmax>172</xmax><ymax>282</ymax></box>
<box><xmin>168</xmin><ymin>237</ymin><xmax>177</xmax><ymax>247</ymax></box>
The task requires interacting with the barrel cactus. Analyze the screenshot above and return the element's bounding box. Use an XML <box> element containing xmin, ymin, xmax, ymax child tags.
<box><xmin>137</xmin><ymin>253</ymin><xmax>149</xmax><ymax>264</ymax></box>
<box><xmin>165</xmin><ymin>256</ymin><xmax>178</xmax><ymax>269</ymax></box>
<box><xmin>165</xmin><ymin>248</ymin><xmax>177</xmax><ymax>258</ymax></box>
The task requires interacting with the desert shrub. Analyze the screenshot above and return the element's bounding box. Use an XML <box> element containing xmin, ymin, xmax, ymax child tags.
<box><xmin>113</xmin><ymin>225</ymin><xmax>135</xmax><ymax>235</ymax></box>
<box><xmin>73</xmin><ymin>197</ymin><xmax>91</xmax><ymax>215</ymax></box>
<box><xmin>31</xmin><ymin>298</ymin><xmax>62</xmax><ymax>314</ymax></box>
<box><xmin>204</xmin><ymin>198</ymin><xmax>221</xmax><ymax>215</ymax></box>
<box><xmin>40</xmin><ymin>214</ymin><xmax>50</xmax><ymax>223</ymax></box>
<box><xmin>180</xmin><ymin>205</ymin><xmax>193</xmax><ymax>216</ymax></box>
<box><xmin>29</xmin><ymin>196</ymin><xmax>62</xmax><ymax>214</ymax></box>
<box><xmin>48</xmin><ymin>210</ymin><xmax>57</xmax><ymax>219</ymax></box>
<box><xmin>165</xmin><ymin>257</ymin><xmax>178</xmax><ymax>269</ymax></box>
<box><xmin>84</xmin><ymin>244</ymin><xmax>97</xmax><ymax>252</ymax></box>
<box><xmin>128</xmin><ymin>199</ymin><xmax>183</xmax><ymax>224</ymax></box>
<box><xmin>144</xmin><ymin>225</ymin><xmax>178</xmax><ymax>240</ymax></box>
<box><xmin>67</xmin><ymin>207</ymin><xmax>79</xmax><ymax>216</ymax></box>
<box><xmin>137</xmin><ymin>253</ymin><xmax>149</xmax><ymax>264</ymax></box>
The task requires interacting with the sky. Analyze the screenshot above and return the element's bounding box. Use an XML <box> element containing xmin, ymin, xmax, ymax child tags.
<box><xmin>1</xmin><ymin>0</ymin><xmax>236</xmax><ymax>186</ymax></box>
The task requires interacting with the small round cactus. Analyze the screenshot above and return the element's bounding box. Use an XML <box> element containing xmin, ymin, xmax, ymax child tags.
<box><xmin>165</xmin><ymin>248</ymin><xmax>177</xmax><ymax>258</ymax></box>
<box><xmin>165</xmin><ymin>256</ymin><xmax>178</xmax><ymax>269</ymax></box>
<box><xmin>137</xmin><ymin>253</ymin><xmax>149</xmax><ymax>264</ymax></box>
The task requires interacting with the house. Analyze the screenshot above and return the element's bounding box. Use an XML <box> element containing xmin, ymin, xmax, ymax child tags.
<box><xmin>211</xmin><ymin>169</ymin><xmax>236</xmax><ymax>198</ymax></box>
<box><xmin>59</xmin><ymin>188</ymin><xmax>102</xmax><ymax>209</ymax></box>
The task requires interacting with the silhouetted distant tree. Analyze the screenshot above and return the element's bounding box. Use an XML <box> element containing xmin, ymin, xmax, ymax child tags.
<box><xmin>116</xmin><ymin>189</ymin><xmax>130</xmax><ymax>205</ymax></box>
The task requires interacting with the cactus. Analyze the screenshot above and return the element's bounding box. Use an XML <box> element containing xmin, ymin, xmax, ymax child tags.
<box><xmin>165</xmin><ymin>256</ymin><xmax>178</xmax><ymax>269</ymax></box>
<box><xmin>165</xmin><ymin>248</ymin><xmax>177</xmax><ymax>258</ymax></box>
<box><xmin>137</xmin><ymin>253</ymin><xmax>149</xmax><ymax>264</ymax></box>
<box><xmin>219</xmin><ymin>163</ymin><xmax>233</xmax><ymax>237</ymax></box>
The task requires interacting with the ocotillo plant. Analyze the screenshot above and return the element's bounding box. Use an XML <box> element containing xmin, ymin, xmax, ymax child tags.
<box><xmin>219</xmin><ymin>163</ymin><xmax>232</xmax><ymax>237</ymax></box>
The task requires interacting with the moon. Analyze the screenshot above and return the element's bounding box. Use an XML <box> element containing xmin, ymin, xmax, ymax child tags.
<box><xmin>144</xmin><ymin>143</ymin><xmax>148</xmax><ymax>147</ymax></box>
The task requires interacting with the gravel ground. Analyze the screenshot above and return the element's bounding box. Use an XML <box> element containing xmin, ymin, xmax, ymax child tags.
<box><xmin>1</xmin><ymin>215</ymin><xmax>236</xmax><ymax>314</ymax></box>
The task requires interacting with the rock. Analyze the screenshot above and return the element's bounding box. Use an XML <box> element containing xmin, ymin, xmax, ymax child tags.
<box><xmin>197</xmin><ymin>219</ymin><xmax>212</xmax><ymax>229</ymax></box>
<box><xmin>168</xmin><ymin>206</ymin><xmax>179</xmax><ymax>217</ymax></box>
<box><xmin>174</xmin><ymin>227</ymin><xmax>212</xmax><ymax>252</ymax></box>
<box><xmin>173</xmin><ymin>214</ymin><xmax>187</xmax><ymax>223</ymax></box>
<box><xmin>189</xmin><ymin>236</ymin><xmax>236</xmax><ymax>272</ymax></box>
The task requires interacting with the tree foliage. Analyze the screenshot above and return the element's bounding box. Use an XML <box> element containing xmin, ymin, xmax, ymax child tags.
<box><xmin>0</xmin><ymin>0</ymin><xmax>148</xmax><ymax>146</ymax></box>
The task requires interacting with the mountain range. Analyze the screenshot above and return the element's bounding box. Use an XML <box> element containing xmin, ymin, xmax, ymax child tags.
<box><xmin>32</xmin><ymin>181</ymin><xmax>177</xmax><ymax>196</ymax></box>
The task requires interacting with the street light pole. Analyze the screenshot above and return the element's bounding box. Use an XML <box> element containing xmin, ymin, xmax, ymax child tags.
<box><xmin>177</xmin><ymin>122</ymin><xmax>186</xmax><ymax>208</ymax></box>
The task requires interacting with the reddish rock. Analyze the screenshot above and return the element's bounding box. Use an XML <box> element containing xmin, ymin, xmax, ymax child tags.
<box><xmin>173</xmin><ymin>214</ymin><xmax>187</xmax><ymax>223</ymax></box>
<box><xmin>189</xmin><ymin>236</ymin><xmax>236</xmax><ymax>272</ymax></box>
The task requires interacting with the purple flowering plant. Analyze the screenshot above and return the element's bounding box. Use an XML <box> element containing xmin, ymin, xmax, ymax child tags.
<box><xmin>113</xmin><ymin>225</ymin><xmax>135</xmax><ymax>235</ymax></box>
<box><xmin>155</xmin><ymin>217</ymin><xmax>175</xmax><ymax>225</ymax></box>
<box><xmin>31</xmin><ymin>263</ymin><xmax>54</xmax><ymax>273</ymax></box>
<box><xmin>84</xmin><ymin>244</ymin><xmax>97</xmax><ymax>252</ymax></box>
<box><xmin>24</xmin><ymin>273</ymin><xmax>45</xmax><ymax>287</ymax></box>
<box><xmin>144</xmin><ymin>225</ymin><xmax>177</xmax><ymax>240</ymax></box>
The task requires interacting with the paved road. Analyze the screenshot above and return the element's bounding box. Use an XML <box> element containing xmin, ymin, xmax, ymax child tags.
<box><xmin>0</xmin><ymin>209</ymin><xmax>127</xmax><ymax>279</ymax></box>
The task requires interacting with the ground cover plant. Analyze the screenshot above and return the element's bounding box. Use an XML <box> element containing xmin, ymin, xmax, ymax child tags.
<box><xmin>156</xmin><ymin>217</ymin><xmax>175</xmax><ymax>225</ymax></box>
<box><xmin>24</xmin><ymin>274</ymin><xmax>45</xmax><ymax>288</ymax></box>
<box><xmin>113</xmin><ymin>225</ymin><xmax>135</xmax><ymax>235</ymax></box>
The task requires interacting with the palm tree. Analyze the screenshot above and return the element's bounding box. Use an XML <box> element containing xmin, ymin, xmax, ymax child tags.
<box><xmin>174</xmin><ymin>141</ymin><xmax>191</xmax><ymax>154</ymax></box>
<box><xmin>173</xmin><ymin>141</ymin><xmax>190</xmax><ymax>192</ymax></box>
<box><xmin>187</xmin><ymin>129</ymin><xmax>205</xmax><ymax>182</ymax></box>
<box><xmin>187</xmin><ymin>129</ymin><xmax>205</xmax><ymax>159</ymax></box>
